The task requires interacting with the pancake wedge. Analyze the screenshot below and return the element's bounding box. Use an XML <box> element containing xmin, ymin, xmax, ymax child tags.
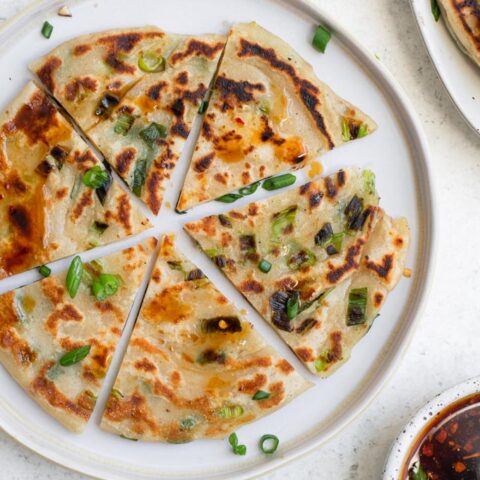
<box><xmin>177</xmin><ymin>22</ymin><xmax>377</xmax><ymax>211</ymax></box>
<box><xmin>0</xmin><ymin>239</ymin><xmax>155</xmax><ymax>432</ymax></box>
<box><xmin>0</xmin><ymin>82</ymin><xmax>151</xmax><ymax>277</ymax></box>
<box><xmin>30</xmin><ymin>27</ymin><xmax>180</xmax><ymax>131</ymax></box>
<box><xmin>88</xmin><ymin>34</ymin><xmax>225</xmax><ymax>214</ymax></box>
<box><xmin>185</xmin><ymin>169</ymin><xmax>410</xmax><ymax>376</ymax></box>
<box><xmin>438</xmin><ymin>0</ymin><xmax>480</xmax><ymax>67</ymax></box>
<box><xmin>101</xmin><ymin>234</ymin><xmax>311</xmax><ymax>442</ymax></box>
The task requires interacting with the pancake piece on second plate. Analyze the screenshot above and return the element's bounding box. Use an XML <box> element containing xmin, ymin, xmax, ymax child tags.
<box><xmin>177</xmin><ymin>22</ymin><xmax>377</xmax><ymax>211</ymax></box>
<box><xmin>0</xmin><ymin>82</ymin><xmax>151</xmax><ymax>277</ymax></box>
<box><xmin>101</xmin><ymin>234</ymin><xmax>311</xmax><ymax>442</ymax></box>
<box><xmin>0</xmin><ymin>239</ymin><xmax>155</xmax><ymax>432</ymax></box>
<box><xmin>185</xmin><ymin>169</ymin><xmax>410</xmax><ymax>376</ymax></box>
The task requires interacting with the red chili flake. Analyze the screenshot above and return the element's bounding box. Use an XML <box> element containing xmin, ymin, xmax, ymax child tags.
<box><xmin>435</xmin><ymin>428</ymin><xmax>448</xmax><ymax>444</ymax></box>
<box><xmin>234</xmin><ymin>117</ymin><xmax>245</xmax><ymax>125</ymax></box>
<box><xmin>422</xmin><ymin>442</ymin><xmax>434</xmax><ymax>457</ymax></box>
<box><xmin>454</xmin><ymin>462</ymin><xmax>466</xmax><ymax>473</ymax></box>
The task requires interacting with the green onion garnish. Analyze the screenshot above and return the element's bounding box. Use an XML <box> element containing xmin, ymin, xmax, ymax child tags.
<box><xmin>198</xmin><ymin>100</ymin><xmax>209</xmax><ymax>114</ymax></box>
<box><xmin>259</xmin><ymin>434</ymin><xmax>279</xmax><ymax>454</ymax></box>
<box><xmin>59</xmin><ymin>345</ymin><xmax>91</xmax><ymax>367</ymax></box>
<box><xmin>356</xmin><ymin>124</ymin><xmax>369</xmax><ymax>138</ymax></box>
<box><xmin>341</xmin><ymin>118</ymin><xmax>351</xmax><ymax>142</ymax></box>
<box><xmin>347</xmin><ymin>287</ymin><xmax>368</xmax><ymax>326</ymax></box>
<box><xmin>82</xmin><ymin>166</ymin><xmax>109</xmax><ymax>189</ymax></box>
<box><xmin>41</xmin><ymin>21</ymin><xmax>53</xmax><ymax>39</ymax></box>
<box><xmin>258</xmin><ymin>259</ymin><xmax>272</xmax><ymax>273</ymax></box>
<box><xmin>138</xmin><ymin>52</ymin><xmax>166</xmax><ymax>73</ymax></box>
<box><xmin>132</xmin><ymin>158</ymin><xmax>148</xmax><ymax>197</ymax></box>
<box><xmin>111</xmin><ymin>388</ymin><xmax>124</xmax><ymax>399</ymax></box>
<box><xmin>252</xmin><ymin>390</ymin><xmax>271</xmax><ymax>400</ymax></box>
<box><xmin>431</xmin><ymin>0</ymin><xmax>441</xmax><ymax>21</ymax></box>
<box><xmin>139</xmin><ymin>122</ymin><xmax>167</xmax><ymax>146</ymax></box>
<box><xmin>228</xmin><ymin>433</ymin><xmax>247</xmax><ymax>456</ymax></box>
<box><xmin>38</xmin><ymin>265</ymin><xmax>51</xmax><ymax>277</ymax></box>
<box><xmin>262</xmin><ymin>173</ymin><xmax>296</xmax><ymax>191</ymax></box>
<box><xmin>66</xmin><ymin>256</ymin><xmax>83</xmax><ymax>298</ymax></box>
<box><xmin>312</xmin><ymin>25</ymin><xmax>331</xmax><ymax>53</ymax></box>
<box><xmin>114</xmin><ymin>114</ymin><xmax>134</xmax><ymax>136</ymax></box>
<box><xmin>286</xmin><ymin>292</ymin><xmax>299</xmax><ymax>320</ymax></box>
<box><xmin>91</xmin><ymin>273</ymin><xmax>122</xmax><ymax>301</ymax></box>
<box><xmin>218</xmin><ymin>405</ymin><xmax>244</xmax><ymax>418</ymax></box>
<box><xmin>91</xmin><ymin>221</ymin><xmax>109</xmax><ymax>235</ymax></box>
<box><xmin>216</xmin><ymin>193</ymin><xmax>243</xmax><ymax>203</ymax></box>
<box><xmin>271</xmin><ymin>205</ymin><xmax>297</xmax><ymax>244</ymax></box>
<box><xmin>239</xmin><ymin>181</ymin><xmax>260</xmax><ymax>196</ymax></box>
<box><xmin>314</xmin><ymin>353</ymin><xmax>329</xmax><ymax>372</ymax></box>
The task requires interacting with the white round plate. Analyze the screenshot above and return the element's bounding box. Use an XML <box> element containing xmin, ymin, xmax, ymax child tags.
<box><xmin>0</xmin><ymin>0</ymin><xmax>435</xmax><ymax>479</ymax></box>
<box><xmin>383</xmin><ymin>376</ymin><xmax>480</xmax><ymax>479</ymax></box>
<box><xmin>410</xmin><ymin>0</ymin><xmax>480</xmax><ymax>135</ymax></box>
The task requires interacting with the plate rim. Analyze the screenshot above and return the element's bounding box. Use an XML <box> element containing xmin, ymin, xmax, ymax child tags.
<box><xmin>409</xmin><ymin>0</ymin><xmax>480</xmax><ymax>137</ymax></box>
<box><xmin>0</xmin><ymin>0</ymin><xmax>437</xmax><ymax>478</ymax></box>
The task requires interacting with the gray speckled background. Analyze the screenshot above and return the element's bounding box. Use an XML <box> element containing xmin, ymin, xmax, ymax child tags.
<box><xmin>0</xmin><ymin>0</ymin><xmax>479</xmax><ymax>478</ymax></box>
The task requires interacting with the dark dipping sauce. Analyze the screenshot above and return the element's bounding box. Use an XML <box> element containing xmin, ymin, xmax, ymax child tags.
<box><xmin>403</xmin><ymin>393</ymin><xmax>480</xmax><ymax>480</ymax></box>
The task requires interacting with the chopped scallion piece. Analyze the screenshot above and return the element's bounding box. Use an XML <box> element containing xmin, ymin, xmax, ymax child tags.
<box><xmin>347</xmin><ymin>287</ymin><xmax>368</xmax><ymax>326</ymax></box>
<box><xmin>312</xmin><ymin>25</ymin><xmax>331</xmax><ymax>53</ymax></box>
<box><xmin>114</xmin><ymin>113</ymin><xmax>134</xmax><ymax>136</ymax></box>
<box><xmin>239</xmin><ymin>181</ymin><xmax>260</xmax><ymax>196</ymax></box>
<box><xmin>356</xmin><ymin>123</ymin><xmax>369</xmax><ymax>138</ymax></box>
<box><xmin>287</xmin><ymin>248</ymin><xmax>316</xmax><ymax>271</ymax></box>
<box><xmin>132</xmin><ymin>158</ymin><xmax>148</xmax><ymax>197</ymax></box>
<box><xmin>198</xmin><ymin>100</ymin><xmax>209</xmax><ymax>114</ymax></box>
<box><xmin>38</xmin><ymin>265</ymin><xmax>51</xmax><ymax>277</ymax></box>
<box><xmin>91</xmin><ymin>273</ymin><xmax>122</xmax><ymax>301</ymax></box>
<box><xmin>59</xmin><ymin>345</ymin><xmax>90</xmax><ymax>366</ymax></box>
<box><xmin>111</xmin><ymin>388</ymin><xmax>124</xmax><ymax>399</ymax></box>
<box><xmin>252</xmin><ymin>390</ymin><xmax>271</xmax><ymax>400</ymax></box>
<box><xmin>138</xmin><ymin>52</ymin><xmax>166</xmax><ymax>73</ymax></box>
<box><xmin>139</xmin><ymin>122</ymin><xmax>167</xmax><ymax>146</ymax></box>
<box><xmin>271</xmin><ymin>205</ymin><xmax>297</xmax><ymax>244</ymax></box>
<box><xmin>258</xmin><ymin>259</ymin><xmax>272</xmax><ymax>273</ymax></box>
<box><xmin>228</xmin><ymin>432</ymin><xmax>247</xmax><ymax>456</ymax></box>
<box><xmin>363</xmin><ymin>170</ymin><xmax>376</xmax><ymax>196</ymax></box>
<box><xmin>262</xmin><ymin>173</ymin><xmax>296</xmax><ymax>191</ymax></box>
<box><xmin>259</xmin><ymin>434</ymin><xmax>279</xmax><ymax>454</ymax></box>
<box><xmin>41</xmin><ymin>21</ymin><xmax>53</xmax><ymax>39</ymax></box>
<box><xmin>91</xmin><ymin>221</ymin><xmax>109</xmax><ymax>235</ymax></box>
<box><xmin>216</xmin><ymin>193</ymin><xmax>243</xmax><ymax>203</ymax></box>
<box><xmin>431</xmin><ymin>0</ymin><xmax>441</xmax><ymax>21</ymax></box>
<box><xmin>218</xmin><ymin>404</ymin><xmax>244</xmax><ymax>418</ymax></box>
<box><xmin>286</xmin><ymin>292</ymin><xmax>299</xmax><ymax>320</ymax></box>
<box><xmin>66</xmin><ymin>256</ymin><xmax>83</xmax><ymax>298</ymax></box>
<box><xmin>82</xmin><ymin>166</ymin><xmax>109</xmax><ymax>189</ymax></box>
<box><xmin>341</xmin><ymin>118</ymin><xmax>351</xmax><ymax>142</ymax></box>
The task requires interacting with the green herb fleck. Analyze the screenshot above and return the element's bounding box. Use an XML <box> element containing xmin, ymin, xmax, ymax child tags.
<box><xmin>59</xmin><ymin>345</ymin><xmax>91</xmax><ymax>367</ymax></box>
<box><xmin>38</xmin><ymin>265</ymin><xmax>51</xmax><ymax>277</ymax></box>
<box><xmin>312</xmin><ymin>25</ymin><xmax>331</xmax><ymax>53</ymax></box>
<box><xmin>41</xmin><ymin>21</ymin><xmax>53</xmax><ymax>39</ymax></box>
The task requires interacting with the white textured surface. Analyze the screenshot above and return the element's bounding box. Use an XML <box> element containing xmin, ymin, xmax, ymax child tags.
<box><xmin>0</xmin><ymin>0</ymin><xmax>479</xmax><ymax>479</ymax></box>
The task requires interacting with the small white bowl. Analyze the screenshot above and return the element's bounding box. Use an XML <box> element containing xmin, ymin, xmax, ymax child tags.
<box><xmin>383</xmin><ymin>376</ymin><xmax>480</xmax><ymax>479</ymax></box>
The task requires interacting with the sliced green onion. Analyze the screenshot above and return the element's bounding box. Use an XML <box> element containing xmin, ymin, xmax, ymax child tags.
<box><xmin>66</xmin><ymin>256</ymin><xmax>83</xmax><ymax>298</ymax></box>
<box><xmin>347</xmin><ymin>287</ymin><xmax>368</xmax><ymax>326</ymax></box>
<box><xmin>198</xmin><ymin>100</ymin><xmax>209</xmax><ymax>114</ymax></box>
<box><xmin>132</xmin><ymin>158</ymin><xmax>148</xmax><ymax>197</ymax></box>
<box><xmin>228</xmin><ymin>433</ymin><xmax>247</xmax><ymax>456</ymax></box>
<box><xmin>138</xmin><ymin>52</ymin><xmax>166</xmax><ymax>73</ymax></box>
<box><xmin>180</xmin><ymin>416</ymin><xmax>198</xmax><ymax>431</ymax></box>
<box><xmin>356</xmin><ymin>123</ymin><xmax>369</xmax><ymax>138</ymax></box>
<box><xmin>41</xmin><ymin>21</ymin><xmax>53</xmax><ymax>39</ymax></box>
<box><xmin>314</xmin><ymin>353</ymin><xmax>330</xmax><ymax>372</ymax></box>
<box><xmin>111</xmin><ymin>388</ymin><xmax>124</xmax><ymax>399</ymax></box>
<box><xmin>431</xmin><ymin>0</ymin><xmax>441</xmax><ymax>21</ymax></box>
<box><xmin>95</xmin><ymin>93</ymin><xmax>120</xmax><ymax>117</ymax></box>
<box><xmin>218</xmin><ymin>405</ymin><xmax>244</xmax><ymax>418</ymax></box>
<box><xmin>286</xmin><ymin>292</ymin><xmax>299</xmax><ymax>320</ymax></box>
<box><xmin>312</xmin><ymin>25</ymin><xmax>331</xmax><ymax>53</ymax></box>
<box><xmin>59</xmin><ymin>345</ymin><xmax>91</xmax><ymax>367</ymax></box>
<box><xmin>314</xmin><ymin>222</ymin><xmax>333</xmax><ymax>246</ymax></box>
<box><xmin>239</xmin><ymin>181</ymin><xmax>260</xmax><ymax>196</ymax></box>
<box><xmin>287</xmin><ymin>248</ymin><xmax>316</xmax><ymax>271</ymax></box>
<box><xmin>252</xmin><ymin>390</ymin><xmax>271</xmax><ymax>401</ymax></box>
<box><xmin>258</xmin><ymin>259</ymin><xmax>272</xmax><ymax>273</ymax></box>
<box><xmin>259</xmin><ymin>434</ymin><xmax>279</xmax><ymax>454</ymax></box>
<box><xmin>216</xmin><ymin>193</ymin><xmax>243</xmax><ymax>203</ymax></box>
<box><xmin>139</xmin><ymin>122</ymin><xmax>167</xmax><ymax>146</ymax></box>
<box><xmin>114</xmin><ymin>113</ymin><xmax>134</xmax><ymax>136</ymax></box>
<box><xmin>91</xmin><ymin>273</ymin><xmax>122</xmax><ymax>301</ymax></box>
<box><xmin>341</xmin><ymin>118</ymin><xmax>351</xmax><ymax>142</ymax></box>
<box><xmin>91</xmin><ymin>221</ymin><xmax>109</xmax><ymax>235</ymax></box>
<box><xmin>38</xmin><ymin>265</ymin><xmax>51</xmax><ymax>277</ymax></box>
<box><xmin>271</xmin><ymin>205</ymin><xmax>297</xmax><ymax>244</ymax></box>
<box><xmin>82</xmin><ymin>166</ymin><xmax>109</xmax><ymax>189</ymax></box>
<box><xmin>363</xmin><ymin>170</ymin><xmax>376</xmax><ymax>196</ymax></box>
<box><xmin>262</xmin><ymin>173</ymin><xmax>296</xmax><ymax>191</ymax></box>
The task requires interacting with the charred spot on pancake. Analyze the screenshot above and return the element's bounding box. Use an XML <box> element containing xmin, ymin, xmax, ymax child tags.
<box><xmin>330</xmin><ymin>331</ymin><xmax>343</xmax><ymax>361</ymax></box>
<box><xmin>394</xmin><ymin>237</ymin><xmax>404</xmax><ymax>248</ymax></box>
<box><xmin>197</xmin><ymin>348</ymin><xmax>226</xmax><ymax>365</ymax></box>
<box><xmin>276</xmin><ymin>359</ymin><xmax>294</xmax><ymax>375</ymax></box>
<box><xmin>324</xmin><ymin>177</ymin><xmax>337</xmax><ymax>199</ymax></box>
<box><xmin>170</xmin><ymin>39</ymin><xmax>224</xmax><ymax>64</ymax></box>
<box><xmin>99</xmin><ymin>32</ymin><xmax>142</xmax><ymax>52</ymax></box>
<box><xmin>8</xmin><ymin>91</ymin><xmax>58</xmax><ymax>145</ymax></box>
<box><xmin>296</xmin><ymin>318</ymin><xmax>318</xmax><ymax>335</ymax></box>
<box><xmin>64</xmin><ymin>76</ymin><xmax>98</xmax><ymax>102</ymax></box>
<box><xmin>299</xmin><ymin>182</ymin><xmax>311</xmax><ymax>195</ymax></box>
<box><xmin>35</xmin><ymin>159</ymin><xmax>54</xmax><ymax>177</ymax></box>
<box><xmin>309</xmin><ymin>190</ymin><xmax>323</xmax><ymax>208</ymax></box>
<box><xmin>326</xmin><ymin>240</ymin><xmax>365</xmax><ymax>284</ymax></box>
<box><xmin>50</xmin><ymin>145</ymin><xmax>69</xmax><ymax>162</ymax></box>
<box><xmin>36</xmin><ymin>56</ymin><xmax>62</xmax><ymax>93</ymax></box>
<box><xmin>248</xmin><ymin>203</ymin><xmax>259</xmax><ymax>216</ymax></box>
<box><xmin>55</xmin><ymin>187</ymin><xmax>69</xmax><ymax>200</ymax></box>
<box><xmin>8</xmin><ymin>205</ymin><xmax>31</xmax><ymax>236</ymax></box>
<box><xmin>364</xmin><ymin>254</ymin><xmax>394</xmax><ymax>280</ymax></box>
<box><xmin>240</xmin><ymin>278</ymin><xmax>264</xmax><ymax>294</ymax></box>
<box><xmin>202</xmin><ymin>120</ymin><xmax>212</xmax><ymax>140</ymax></box>
<box><xmin>194</xmin><ymin>153</ymin><xmax>214</xmax><ymax>173</ymax></box>
<box><xmin>0</xmin><ymin>328</ymin><xmax>37</xmax><ymax>366</ymax></box>
<box><xmin>115</xmin><ymin>147</ymin><xmax>136</xmax><ymax>175</ymax></box>
<box><xmin>146</xmin><ymin>171</ymin><xmax>163</xmax><ymax>215</ymax></box>
<box><xmin>171</xmin><ymin>121</ymin><xmax>189</xmax><ymax>138</ymax></box>
<box><xmin>73</xmin><ymin>44</ymin><xmax>91</xmax><ymax>56</ymax></box>
<box><xmin>214</xmin><ymin>172</ymin><xmax>227</xmax><ymax>184</ymax></box>
<box><xmin>134</xmin><ymin>357</ymin><xmax>157</xmax><ymax>373</ymax></box>
<box><xmin>215</xmin><ymin>75</ymin><xmax>265</xmax><ymax>104</ymax></box>
<box><xmin>295</xmin><ymin>346</ymin><xmax>315</xmax><ymax>362</ymax></box>
<box><xmin>182</xmin><ymin>84</ymin><xmax>208</xmax><ymax>105</ymax></box>
<box><xmin>238</xmin><ymin>374</ymin><xmax>267</xmax><ymax>394</ymax></box>
<box><xmin>70</xmin><ymin>190</ymin><xmax>94</xmax><ymax>222</ymax></box>
<box><xmin>176</xmin><ymin>71</ymin><xmax>189</xmax><ymax>85</ymax></box>
<box><xmin>374</xmin><ymin>292</ymin><xmax>384</xmax><ymax>307</ymax></box>
<box><xmin>337</xmin><ymin>169</ymin><xmax>346</xmax><ymax>186</ymax></box>
<box><xmin>171</xmin><ymin>98</ymin><xmax>185</xmax><ymax>117</ymax></box>
<box><xmin>146</xmin><ymin>81</ymin><xmax>167</xmax><ymax>101</ymax></box>
<box><xmin>73</xmin><ymin>149</ymin><xmax>98</xmax><ymax>171</ymax></box>
<box><xmin>201</xmin><ymin>316</ymin><xmax>242</xmax><ymax>333</ymax></box>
